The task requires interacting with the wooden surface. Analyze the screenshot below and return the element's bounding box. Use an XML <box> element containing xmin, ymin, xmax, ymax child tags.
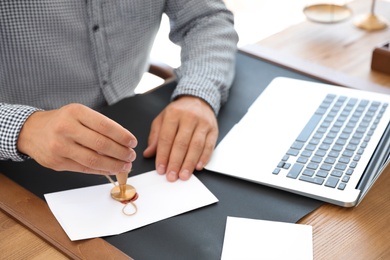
<box><xmin>257</xmin><ymin>0</ymin><xmax>390</xmax><ymax>90</ymax></box>
<box><xmin>0</xmin><ymin>210</ymin><xmax>68</xmax><ymax>259</ymax></box>
<box><xmin>249</xmin><ymin>0</ymin><xmax>390</xmax><ymax>259</ymax></box>
<box><xmin>0</xmin><ymin>174</ymin><xmax>132</xmax><ymax>260</ymax></box>
<box><xmin>299</xmin><ymin>167</ymin><xmax>390</xmax><ymax>260</ymax></box>
<box><xmin>1</xmin><ymin>0</ymin><xmax>390</xmax><ymax>259</ymax></box>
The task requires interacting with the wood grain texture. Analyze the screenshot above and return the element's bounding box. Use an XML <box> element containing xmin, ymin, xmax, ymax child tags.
<box><xmin>0</xmin><ymin>174</ymin><xmax>132</xmax><ymax>260</ymax></box>
<box><xmin>0</xmin><ymin>210</ymin><xmax>68</xmax><ymax>259</ymax></box>
<box><xmin>298</xmin><ymin>166</ymin><xmax>390</xmax><ymax>260</ymax></box>
<box><xmin>257</xmin><ymin>0</ymin><xmax>390</xmax><ymax>90</ymax></box>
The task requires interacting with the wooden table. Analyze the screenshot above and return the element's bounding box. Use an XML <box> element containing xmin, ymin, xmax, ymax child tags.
<box><xmin>254</xmin><ymin>0</ymin><xmax>390</xmax><ymax>91</ymax></box>
<box><xmin>242</xmin><ymin>0</ymin><xmax>390</xmax><ymax>259</ymax></box>
<box><xmin>1</xmin><ymin>0</ymin><xmax>390</xmax><ymax>259</ymax></box>
<box><xmin>0</xmin><ymin>210</ymin><xmax>67</xmax><ymax>259</ymax></box>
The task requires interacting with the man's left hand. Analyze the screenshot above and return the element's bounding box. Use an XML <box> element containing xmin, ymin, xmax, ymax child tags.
<box><xmin>143</xmin><ymin>96</ymin><xmax>218</xmax><ymax>182</ymax></box>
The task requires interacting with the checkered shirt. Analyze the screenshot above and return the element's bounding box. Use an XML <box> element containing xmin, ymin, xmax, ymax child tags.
<box><xmin>0</xmin><ymin>0</ymin><xmax>238</xmax><ymax>161</ymax></box>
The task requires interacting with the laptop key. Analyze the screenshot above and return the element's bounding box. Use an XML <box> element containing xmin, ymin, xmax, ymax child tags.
<box><xmin>287</xmin><ymin>149</ymin><xmax>299</xmax><ymax>156</ymax></box>
<box><xmin>325</xmin><ymin>176</ymin><xmax>339</xmax><ymax>188</ymax></box>
<box><xmin>316</xmin><ymin>170</ymin><xmax>329</xmax><ymax>178</ymax></box>
<box><xmin>297</xmin><ymin>156</ymin><xmax>308</xmax><ymax>164</ymax></box>
<box><xmin>296</xmin><ymin>114</ymin><xmax>323</xmax><ymax>142</ymax></box>
<box><xmin>331</xmin><ymin>170</ymin><xmax>343</xmax><ymax>177</ymax></box>
<box><xmin>338</xmin><ymin>183</ymin><xmax>347</xmax><ymax>190</ymax></box>
<box><xmin>286</xmin><ymin>163</ymin><xmax>304</xmax><ymax>179</ymax></box>
<box><xmin>301</xmin><ymin>150</ymin><xmax>312</xmax><ymax>157</ymax></box>
<box><xmin>302</xmin><ymin>169</ymin><xmax>315</xmax><ymax>177</ymax></box>
<box><xmin>299</xmin><ymin>175</ymin><xmax>324</xmax><ymax>185</ymax></box>
<box><xmin>291</xmin><ymin>141</ymin><xmax>304</xmax><ymax>150</ymax></box>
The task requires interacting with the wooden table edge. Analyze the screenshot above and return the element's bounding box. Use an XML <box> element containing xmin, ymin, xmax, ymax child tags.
<box><xmin>239</xmin><ymin>44</ymin><xmax>390</xmax><ymax>94</ymax></box>
<box><xmin>0</xmin><ymin>173</ymin><xmax>132</xmax><ymax>260</ymax></box>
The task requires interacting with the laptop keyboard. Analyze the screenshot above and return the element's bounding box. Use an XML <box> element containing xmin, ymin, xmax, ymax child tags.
<box><xmin>272</xmin><ymin>94</ymin><xmax>388</xmax><ymax>190</ymax></box>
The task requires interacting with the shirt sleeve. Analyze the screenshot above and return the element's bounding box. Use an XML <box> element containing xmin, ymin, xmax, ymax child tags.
<box><xmin>165</xmin><ymin>0</ymin><xmax>239</xmax><ymax>115</ymax></box>
<box><xmin>0</xmin><ymin>103</ymin><xmax>41</xmax><ymax>161</ymax></box>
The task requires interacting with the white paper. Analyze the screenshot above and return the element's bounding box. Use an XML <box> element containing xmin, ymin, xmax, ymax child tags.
<box><xmin>221</xmin><ymin>216</ymin><xmax>313</xmax><ymax>260</ymax></box>
<box><xmin>44</xmin><ymin>170</ymin><xmax>218</xmax><ymax>241</ymax></box>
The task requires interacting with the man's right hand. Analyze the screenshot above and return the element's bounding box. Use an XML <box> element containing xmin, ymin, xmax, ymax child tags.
<box><xmin>17</xmin><ymin>103</ymin><xmax>137</xmax><ymax>175</ymax></box>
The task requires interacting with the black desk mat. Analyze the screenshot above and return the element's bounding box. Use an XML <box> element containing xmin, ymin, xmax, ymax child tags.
<box><xmin>0</xmin><ymin>51</ymin><xmax>324</xmax><ymax>259</ymax></box>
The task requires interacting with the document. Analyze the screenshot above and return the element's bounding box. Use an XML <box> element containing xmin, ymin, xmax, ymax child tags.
<box><xmin>44</xmin><ymin>170</ymin><xmax>218</xmax><ymax>241</ymax></box>
<box><xmin>221</xmin><ymin>216</ymin><xmax>313</xmax><ymax>260</ymax></box>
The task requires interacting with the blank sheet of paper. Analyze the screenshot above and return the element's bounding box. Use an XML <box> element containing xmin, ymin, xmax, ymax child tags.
<box><xmin>221</xmin><ymin>216</ymin><xmax>313</xmax><ymax>260</ymax></box>
<box><xmin>44</xmin><ymin>171</ymin><xmax>218</xmax><ymax>241</ymax></box>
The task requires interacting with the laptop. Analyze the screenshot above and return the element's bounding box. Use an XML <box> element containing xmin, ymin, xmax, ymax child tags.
<box><xmin>205</xmin><ymin>77</ymin><xmax>390</xmax><ymax>207</ymax></box>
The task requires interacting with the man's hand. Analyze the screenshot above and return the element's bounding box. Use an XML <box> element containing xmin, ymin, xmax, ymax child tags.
<box><xmin>17</xmin><ymin>103</ymin><xmax>137</xmax><ymax>175</ymax></box>
<box><xmin>143</xmin><ymin>96</ymin><xmax>218</xmax><ymax>182</ymax></box>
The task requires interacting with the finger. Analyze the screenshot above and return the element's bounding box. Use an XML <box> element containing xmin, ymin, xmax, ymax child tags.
<box><xmin>155</xmin><ymin>117</ymin><xmax>180</xmax><ymax>179</ymax></box>
<box><xmin>53</xmin><ymin>157</ymin><xmax>114</xmax><ymax>175</ymax></box>
<box><xmin>164</xmin><ymin>120</ymin><xmax>197</xmax><ymax>182</ymax></box>
<box><xmin>66</xmin><ymin>143</ymin><xmax>133</xmax><ymax>174</ymax></box>
<box><xmin>177</xmin><ymin>122</ymin><xmax>218</xmax><ymax>180</ymax></box>
<box><xmin>74</xmin><ymin>126</ymin><xmax>136</xmax><ymax>163</ymax></box>
<box><xmin>196</xmin><ymin>127</ymin><xmax>218</xmax><ymax>171</ymax></box>
<box><xmin>177</xmin><ymin>127</ymin><xmax>206</xmax><ymax>180</ymax></box>
<box><xmin>77</xmin><ymin>106</ymin><xmax>137</xmax><ymax>148</ymax></box>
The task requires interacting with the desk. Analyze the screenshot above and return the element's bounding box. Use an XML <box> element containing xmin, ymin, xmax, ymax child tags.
<box><xmin>0</xmin><ymin>210</ymin><xmax>67</xmax><ymax>259</ymax></box>
<box><xmin>254</xmin><ymin>0</ymin><xmax>390</xmax><ymax>90</ymax></box>
<box><xmin>1</xmin><ymin>0</ymin><xmax>390</xmax><ymax>259</ymax></box>
<box><xmin>244</xmin><ymin>0</ymin><xmax>390</xmax><ymax>259</ymax></box>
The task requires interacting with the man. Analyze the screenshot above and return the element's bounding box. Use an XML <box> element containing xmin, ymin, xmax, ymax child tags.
<box><xmin>0</xmin><ymin>1</ymin><xmax>238</xmax><ymax>182</ymax></box>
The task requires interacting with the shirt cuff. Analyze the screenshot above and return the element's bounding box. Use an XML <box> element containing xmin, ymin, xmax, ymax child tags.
<box><xmin>0</xmin><ymin>104</ymin><xmax>41</xmax><ymax>161</ymax></box>
<box><xmin>171</xmin><ymin>79</ymin><xmax>223</xmax><ymax>116</ymax></box>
